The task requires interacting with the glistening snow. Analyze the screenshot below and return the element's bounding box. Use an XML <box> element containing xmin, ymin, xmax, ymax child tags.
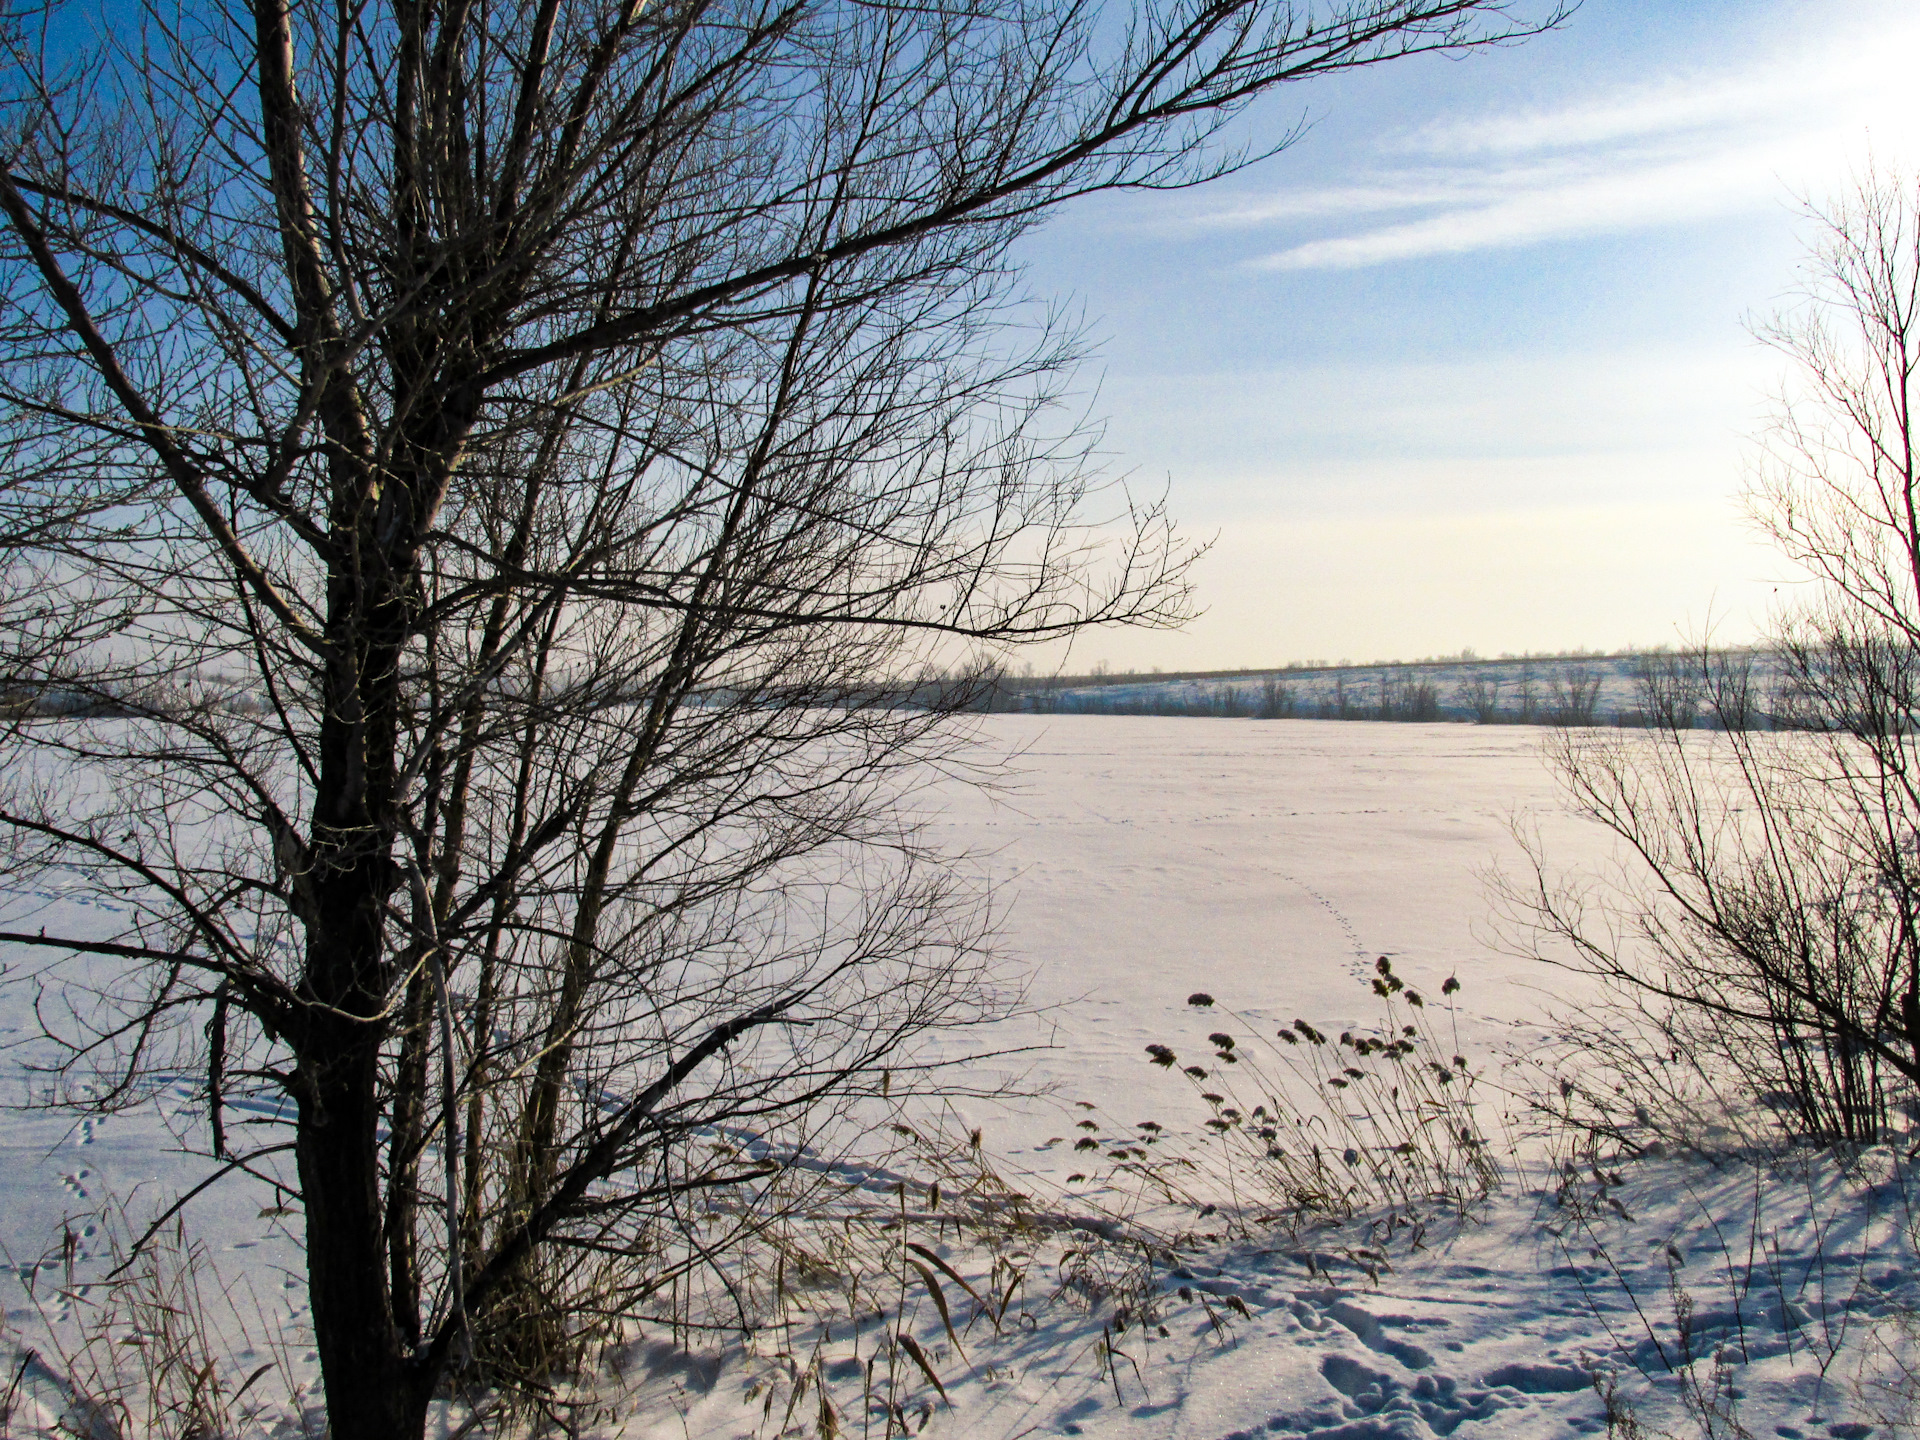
<box><xmin>4</xmin><ymin>715</ymin><xmax>1913</xmax><ymax>1439</ymax></box>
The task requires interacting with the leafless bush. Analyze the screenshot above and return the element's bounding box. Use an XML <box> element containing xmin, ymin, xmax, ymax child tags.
<box><xmin>1705</xmin><ymin>651</ymin><xmax>1761</xmax><ymax>732</ymax></box>
<box><xmin>1259</xmin><ymin>676</ymin><xmax>1296</xmax><ymax>719</ymax></box>
<box><xmin>1505</xmin><ymin>170</ymin><xmax>1920</xmax><ymax>1151</ymax></box>
<box><xmin>1516</xmin><ymin>660</ymin><xmax>1543</xmax><ymax>724</ymax></box>
<box><xmin>1508</xmin><ymin>724</ymin><xmax>1920</xmax><ymax>1145</ymax></box>
<box><xmin>1633</xmin><ymin>651</ymin><xmax>1703</xmax><ymax>731</ymax></box>
<box><xmin>1457</xmin><ymin>672</ymin><xmax>1504</xmax><ymax>724</ymax></box>
<box><xmin>1549</xmin><ymin>663</ymin><xmax>1605</xmax><ymax>727</ymax></box>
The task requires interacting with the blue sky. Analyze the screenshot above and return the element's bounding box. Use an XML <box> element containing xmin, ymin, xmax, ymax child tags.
<box><xmin>1026</xmin><ymin>0</ymin><xmax>1920</xmax><ymax>671</ymax></box>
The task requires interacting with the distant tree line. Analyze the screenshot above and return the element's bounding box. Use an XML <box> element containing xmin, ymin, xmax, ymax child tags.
<box><xmin>8</xmin><ymin>647</ymin><xmax>1817</xmax><ymax>732</ymax></box>
<box><xmin>935</xmin><ymin>648</ymin><xmax>1828</xmax><ymax>730</ymax></box>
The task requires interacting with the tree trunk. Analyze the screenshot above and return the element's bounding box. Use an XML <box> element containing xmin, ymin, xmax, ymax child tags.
<box><xmin>298</xmin><ymin>568</ymin><xmax>426</xmax><ymax>1435</ymax></box>
<box><xmin>295</xmin><ymin>1014</ymin><xmax>435</xmax><ymax>1440</ymax></box>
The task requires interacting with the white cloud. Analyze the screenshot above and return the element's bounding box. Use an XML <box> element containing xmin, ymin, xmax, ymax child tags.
<box><xmin>1404</xmin><ymin>71</ymin><xmax>1813</xmax><ymax>159</ymax></box>
<box><xmin>1204</xmin><ymin>13</ymin><xmax>1920</xmax><ymax>272</ymax></box>
<box><xmin>1184</xmin><ymin>155</ymin><xmax>1626</xmax><ymax>228</ymax></box>
<box><xmin>1252</xmin><ymin>140</ymin><xmax>1805</xmax><ymax>270</ymax></box>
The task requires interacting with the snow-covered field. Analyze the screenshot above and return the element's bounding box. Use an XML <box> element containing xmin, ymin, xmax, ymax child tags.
<box><xmin>4</xmin><ymin>715</ymin><xmax>1916</xmax><ymax>1439</ymax></box>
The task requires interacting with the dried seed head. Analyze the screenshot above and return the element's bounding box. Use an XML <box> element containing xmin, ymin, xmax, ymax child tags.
<box><xmin>1187</xmin><ymin>992</ymin><xmax>1215</xmax><ymax>1008</ymax></box>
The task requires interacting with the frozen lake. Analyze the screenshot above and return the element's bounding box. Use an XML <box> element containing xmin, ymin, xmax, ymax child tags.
<box><xmin>915</xmin><ymin>714</ymin><xmax>1611</xmax><ymax>1148</ymax></box>
<box><xmin>1</xmin><ymin>715</ymin><xmax>1597</xmax><ymax>1260</ymax></box>
<box><xmin>7</xmin><ymin>714</ymin><xmax>1911</xmax><ymax>1440</ymax></box>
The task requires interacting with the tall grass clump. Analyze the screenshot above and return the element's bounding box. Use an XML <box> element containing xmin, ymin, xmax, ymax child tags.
<box><xmin>1086</xmin><ymin>959</ymin><xmax>1499</xmax><ymax>1237</ymax></box>
<box><xmin>2</xmin><ymin>1211</ymin><xmax>310</xmax><ymax>1440</ymax></box>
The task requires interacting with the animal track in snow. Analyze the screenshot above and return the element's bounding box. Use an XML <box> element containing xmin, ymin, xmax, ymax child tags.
<box><xmin>1211</xmin><ymin>1295</ymin><xmax>1601</xmax><ymax>1440</ymax></box>
<box><xmin>1320</xmin><ymin>1297</ymin><xmax>1436</xmax><ymax>1370</ymax></box>
<box><xmin>1225</xmin><ymin>1352</ymin><xmax>1540</xmax><ymax>1439</ymax></box>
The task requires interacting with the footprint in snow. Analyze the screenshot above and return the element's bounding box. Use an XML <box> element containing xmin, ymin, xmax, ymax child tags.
<box><xmin>1250</xmin><ymin>1354</ymin><xmax>1521</xmax><ymax>1438</ymax></box>
<box><xmin>61</xmin><ymin>1169</ymin><xmax>91</xmax><ymax>1199</ymax></box>
<box><xmin>1479</xmin><ymin>1362</ymin><xmax>1593</xmax><ymax>1393</ymax></box>
<box><xmin>1232</xmin><ymin>1311</ymin><xmax>1598</xmax><ymax>1440</ymax></box>
<box><xmin>1292</xmin><ymin>1293</ymin><xmax>1442</xmax><ymax>1370</ymax></box>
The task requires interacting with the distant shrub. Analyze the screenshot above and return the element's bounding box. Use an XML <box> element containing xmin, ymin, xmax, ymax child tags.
<box><xmin>1456</xmin><ymin>673</ymin><xmax>1503</xmax><ymax>724</ymax></box>
<box><xmin>1258</xmin><ymin>676</ymin><xmax>1296</xmax><ymax>719</ymax></box>
<box><xmin>1632</xmin><ymin>650</ymin><xmax>1701</xmax><ymax>730</ymax></box>
<box><xmin>1546</xmin><ymin>663</ymin><xmax>1603</xmax><ymax>726</ymax></box>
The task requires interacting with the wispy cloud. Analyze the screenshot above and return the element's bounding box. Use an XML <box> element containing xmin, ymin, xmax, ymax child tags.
<box><xmin>1401</xmin><ymin>71</ymin><xmax>1816</xmax><ymax>158</ymax></box>
<box><xmin>1256</xmin><ymin>141</ymin><xmax>1808</xmax><ymax>271</ymax></box>
<box><xmin>1206</xmin><ymin>14</ymin><xmax>1920</xmax><ymax>272</ymax></box>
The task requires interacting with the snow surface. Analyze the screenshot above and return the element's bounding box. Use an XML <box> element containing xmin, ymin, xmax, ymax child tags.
<box><xmin>4</xmin><ymin>714</ymin><xmax>1916</xmax><ymax>1439</ymax></box>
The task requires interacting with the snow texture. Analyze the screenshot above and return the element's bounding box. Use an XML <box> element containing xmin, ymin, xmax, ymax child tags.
<box><xmin>3</xmin><ymin>714</ymin><xmax>1914</xmax><ymax>1438</ymax></box>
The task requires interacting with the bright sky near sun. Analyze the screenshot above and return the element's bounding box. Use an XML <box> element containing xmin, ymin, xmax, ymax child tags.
<box><xmin>1023</xmin><ymin>0</ymin><xmax>1920</xmax><ymax>673</ymax></box>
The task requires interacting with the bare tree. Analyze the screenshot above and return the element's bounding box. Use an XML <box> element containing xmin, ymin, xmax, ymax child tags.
<box><xmin>1508</xmin><ymin>169</ymin><xmax>1920</xmax><ymax>1147</ymax></box>
<box><xmin>1704</xmin><ymin>647</ymin><xmax>1759</xmax><ymax>731</ymax></box>
<box><xmin>1631</xmin><ymin>649</ymin><xmax>1702</xmax><ymax>730</ymax></box>
<box><xmin>1546</xmin><ymin>661</ymin><xmax>1603</xmax><ymax>726</ymax></box>
<box><xmin>1514</xmin><ymin>657</ymin><xmax>1540</xmax><ymax>722</ymax></box>
<box><xmin>1456</xmin><ymin>670</ymin><xmax>1503</xmax><ymax>723</ymax></box>
<box><xmin>1259</xmin><ymin>674</ymin><xmax>1296</xmax><ymax>718</ymax></box>
<box><xmin>0</xmin><ymin>0</ymin><xmax>1564</xmax><ymax>1434</ymax></box>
